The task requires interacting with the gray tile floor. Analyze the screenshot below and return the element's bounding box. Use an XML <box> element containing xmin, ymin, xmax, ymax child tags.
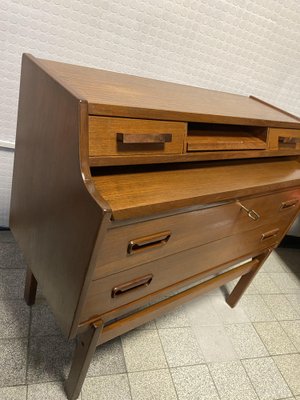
<box><xmin>1</xmin><ymin>230</ymin><xmax>300</xmax><ymax>400</ymax></box>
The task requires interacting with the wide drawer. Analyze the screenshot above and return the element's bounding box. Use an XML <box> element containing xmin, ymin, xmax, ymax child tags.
<box><xmin>89</xmin><ymin>117</ymin><xmax>187</xmax><ymax>156</ymax></box>
<box><xmin>93</xmin><ymin>189</ymin><xmax>300</xmax><ymax>279</ymax></box>
<box><xmin>82</xmin><ymin>221</ymin><xmax>286</xmax><ymax>322</ymax></box>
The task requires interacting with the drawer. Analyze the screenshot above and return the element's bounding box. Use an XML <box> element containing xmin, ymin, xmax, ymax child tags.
<box><xmin>82</xmin><ymin>221</ymin><xmax>286</xmax><ymax>321</ymax></box>
<box><xmin>89</xmin><ymin>116</ymin><xmax>187</xmax><ymax>156</ymax></box>
<box><xmin>268</xmin><ymin>128</ymin><xmax>300</xmax><ymax>150</ymax></box>
<box><xmin>93</xmin><ymin>189</ymin><xmax>300</xmax><ymax>279</ymax></box>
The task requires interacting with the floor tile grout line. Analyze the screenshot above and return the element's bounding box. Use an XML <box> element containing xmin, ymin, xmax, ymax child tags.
<box><xmin>236</xmin><ymin>359</ymin><xmax>261</xmax><ymax>400</ymax></box>
<box><xmin>205</xmin><ymin>364</ymin><xmax>222</xmax><ymax>400</ymax></box>
<box><xmin>270</xmin><ymin>354</ymin><xmax>298</xmax><ymax>397</ymax></box>
<box><xmin>156</xmin><ymin>324</ymin><xmax>192</xmax><ymax>330</ymax></box>
<box><xmin>236</xmin><ymin>352</ymin><xmax>300</xmax><ymax>362</ymax></box>
<box><xmin>156</xmin><ymin>328</ymin><xmax>179</xmax><ymax>400</ymax></box>
<box><xmin>283</xmin><ymin>293</ymin><xmax>300</xmax><ymax>317</ymax></box>
<box><xmin>120</xmin><ymin>335</ymin><xmax>133</xmax><ymax>376</ymax></box>
<box><xmin>119</xmin><ymin>336</ymin><xmax>129</xmax><ymax>374</ymax></box>
<box><xmin>244</xmin><ymin>318</ymin><xmax>275</xmax><ymax>398</ymax></box>
<box><xmin>119</xmin><ymin>336</ymin><xmax>133</xmax><ymax>400</ymax></box>
<box><xmin>241</xmin><ymin>354</ymin><xmax>299</xmax><ymax>399</ymax></box>
<box><xmin>251</xmin><ymin>321</ymin><xmax>274</xmax><ymax>357</ymax></box>
<box><xmin>240</xmin><ymin>356</ymin><xmax>278</xmax><ymax>399</ymax></box>
<box><xmin>260</xmin><ymin>292</ymin><xmax>300</xmax><ymax>297</ymax></box>
<box><xmin>27</xmin><ymin>371</ymin><xmax>133</xmax><ymax>386</ymax></box>
<box><xmin>25</xmin><ymin>303</ymin><xmax>33</xmax><ymax>393</ymax></box>
<box><xmin>278</xmin><ymin>397</ymin><xmax>297</xmax><ymax>400</ymax></box>
<box><xmin>24</xmin><ymin>363</ymin><xmax>218</xmax><ymax>387</ymax></box>
<box><xmin>279</xmin><ymin>320</ymin><xmax>300</xmax><ymax>351</ymax></box>
<box><xmin>0</xmin><ymin>334</ymin><xmax>31</xmax><ymax>342</ymax></box>
<box><xmin>239</xmin><ymin>295</ymin><xmax>278</xmax><ymax>323</ymax></box>
<box><xmin>15</xmin><ymin>354</ymin><xmax>293</xmax><ymax>383</ymax></box>
<box><xmin>115</xmin><ymin>366</ymin><xmax>174</xmax><ymax>375</ymax></box>
<box><xmin>0</xmin><ymin>383</ymin><xmax>28</xmax><ymax>389</ymax></box>
<box><xmin>207</xmin><ymin>360</ymin><xmax>259</xmax><ymax>400</ymax></box>
<box><xmin>25</xmin><ymin>306</ymin><xmax>32</xmax><ymax>388</ymax></box>
<box><xmin>253</xmin><ymin>316</ymin><xmax>298</xmax><ymax>355</ymax></box>
<box><xmin>127</xmin><ymin>359</ymin><xmax>207</xmax><ymax>372</ymax></box>
<box><xmin>222</xmin><ymin>317</ymin><xmax>300</xmax><ymax>325</ymax></box>
<box><xmin>258</xmin><ymin>292</ymin><xmax>285</xmax><ymax>322</ymax></box>
<box><xmin>124</xmin><ymin>372</ymin><xmax>133</xmax><ymax>400</ymax></box>
<box><xmin>253</xmin><ymin>271</ymin><xmax>282</xmax><ymax>295</ymax></box>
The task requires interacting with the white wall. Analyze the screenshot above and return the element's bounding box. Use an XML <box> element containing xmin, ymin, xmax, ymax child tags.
<box><xmin>1</xmin><ymin>0</ymin><xmax>300</xmax><ymax>227</ymax></box>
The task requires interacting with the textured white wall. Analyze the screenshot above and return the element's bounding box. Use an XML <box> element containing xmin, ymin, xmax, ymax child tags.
<box><xmin>1</xmin><ymin>0</ymin><xmax>300</xmax><ymax>226</ymax></box>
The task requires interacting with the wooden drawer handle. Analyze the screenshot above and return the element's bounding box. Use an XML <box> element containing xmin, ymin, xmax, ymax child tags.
<box><xmin>261</xmin><ymin>228</ymin><xmax>280</xmax><ymax>241</ymax></box>
<box><xmin>128</xmin><ymin>231</ymin><xmax>171</xmax><ymax>255</ymax></box>
<box><xmin>236</xmin><ymin>201</ymin><xmax>260</xmax><ymax>221</ymax></box>
<box><xmin>117</xmin><ymin>132</ymin><xmax>172</xmax><ymax>144</ymax></box>
<box><xmin>280</xmin><ymin>199</ymin><xmax>299</xmax><ymax>210</ymax></box>
<box><xmin>112</xmin><ymin>274</ymin><xmax>153</xmax><ymax>298</ymax></box>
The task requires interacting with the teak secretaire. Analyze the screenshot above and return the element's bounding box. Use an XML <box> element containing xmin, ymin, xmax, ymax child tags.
<box><xmin>10</xmin><ymin>54</ymin><xmax>300</xmax><ymax>399</ymax></box>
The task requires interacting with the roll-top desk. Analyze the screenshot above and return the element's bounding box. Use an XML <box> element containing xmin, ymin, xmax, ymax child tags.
<box><xmin>10</xmin><ymin>54</ymin><xmax>300</xmax><ymax>399</ymax></box>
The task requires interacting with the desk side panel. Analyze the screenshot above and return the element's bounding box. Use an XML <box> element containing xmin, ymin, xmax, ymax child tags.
<box><xmin>10</xmin><ymin>54</ymin><xmax>104</xmax><ymax>338</ymax></box>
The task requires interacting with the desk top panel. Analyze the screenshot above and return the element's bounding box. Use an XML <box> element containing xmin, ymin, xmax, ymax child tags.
<box><xmin>37</xmin><ymin>56</ymin><xmax>300</xmax><ymax>128</ymax></box>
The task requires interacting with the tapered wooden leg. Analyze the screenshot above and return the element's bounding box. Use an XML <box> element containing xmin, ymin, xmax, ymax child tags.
<box><xmin>24</xmin><ymin>267</ymin><xmax>37</xmax><ymax>306</ymax></box>
<box><xmin>226</xmin><ymin>250</ymin><xmax>271</xmax><ymax>308</ymax></box>
<box><xmin>65</xmin><ymin>320</ymin><xmax>103</xmax><ymax>400</ymax></box>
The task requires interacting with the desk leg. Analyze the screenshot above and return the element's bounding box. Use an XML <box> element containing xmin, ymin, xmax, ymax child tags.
<box><xmin>226</xmin><ymin>250</ymin><xmax>271</xmax><ymax>308</ymax></box>
<box><xmin>65</xmin><ymin>320</ymin><xmax>103</xmax><ymax>400</ymax></box>
<box><xmin>24</xmin><ymin>267</ymin><xmax>37</xmax><ymax>306</ymax></box>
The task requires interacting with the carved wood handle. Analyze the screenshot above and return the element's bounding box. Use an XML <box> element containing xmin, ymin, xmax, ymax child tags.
<box><xmin>117</xmin><ymin>132</ymin><xmax>172</xmax><ymax>144</ymax></box>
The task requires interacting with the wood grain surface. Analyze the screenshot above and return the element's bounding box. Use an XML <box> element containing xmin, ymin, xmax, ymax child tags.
<box><xmin>37</xmin><ymin>56</ymin><xmax>300</xmax><ymax>128</ymax></box>
<box><xmin>81</xmin><ymin>220</ymin><xmax>286</xmax><ymax>321</ymax></box>
<box><xmin>187</xmin><ymin>132</ymin><xmax>267</xmax><ymax>151</ymax></box>
<box><xmin>92</xmin><ymin>188</ymin><xmax>300</xmax><ymax>279</ymax></box>
<box><xmin>97</xmin><ymin>258</ymin><xmax>259</xmax><ymax>344</ymax></box>
<box><xmin>89</xmin><ymin>149</ymin><xmax>300</xmax><ymax>166</ymax></box>
<box><xmin>92</xmin><ymin>159</ymin><xmax>300</xmax><ymax>219</ymax></box>
<box><xmin>89</xmin><ymin>116</ymin><xmax>186</xmax><ymax>156</ymax></box>
<box><xmin>11</xmin><ymin>54</ymin><xmax>300</xmax><ymax>400</ymax></box>
<box><xmin>268</xmin><ymin>128</ymin><xmax>300</xmax><ymax>150</ymax></box>
<box><xmin>10</xmin><ymin>54</ymin><xmax>106</xmax><ymax>339</ymax></box>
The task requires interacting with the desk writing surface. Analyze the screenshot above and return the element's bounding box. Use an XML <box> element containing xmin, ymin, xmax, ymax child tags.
<box><xmin>38</xmin><ymin>57</ymin><xmax>300</xmax><ymax>128</ymax></box>
<box><xmin>92</xmin><ymin>159</ymin><xmax>300</xmax><ymax>219</ymax></box>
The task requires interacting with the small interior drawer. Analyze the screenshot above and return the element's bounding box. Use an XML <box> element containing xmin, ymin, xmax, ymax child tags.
<box><xmin>89</xmin><ymin>116</ymin><xmax>187</xmax><ymax>156</ymax></box>
<box><xmin>81</xmin><ymin>221</ymin><xmax>286</xmax><ymax>322</ymax></box>
<box><xmin>268</xmin><ymin>128</ymin><xmax>300</xmax><ymax>150</ymax></box>
<box><xmin>93</xmin><ymin>189</ymin><xmax>300</xmax><ymax>280</ymax></box>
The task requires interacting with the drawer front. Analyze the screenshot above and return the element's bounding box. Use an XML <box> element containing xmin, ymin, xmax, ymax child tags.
<box><xmin>89</xmin><ymin>117</ymin><xmax>187</xmax><ymax>156</ymax></box>
<box><xmin>93</xmin><ymin>189</ymin><xmax>300</xmax><ymax>279</ymax></box>
<box><xmin>268</xmin><ymin>128</ymin><xmax>300</xmax><ymax>150</ymax></box>
<box><xmin>82</xmin><ymin>221</ymin><xmax>286</xmax><ymax>321</ymax></box>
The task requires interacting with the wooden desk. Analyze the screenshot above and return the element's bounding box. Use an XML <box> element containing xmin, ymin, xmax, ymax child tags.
<box><xmin>10</xmin><ymin>54</ymin><xmax>300</xmax><ymax>399</ymax></box>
